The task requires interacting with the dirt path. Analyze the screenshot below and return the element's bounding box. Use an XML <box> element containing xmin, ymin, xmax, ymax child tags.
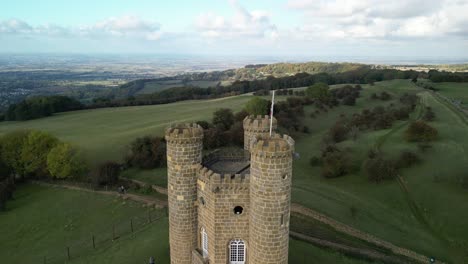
<box><xmin>31</xmin><ymin>181</ymin><xmax>168</xmax><ymax>208</ymax></box>
<box><xmin>32</xmin><ymin>179</ymin><xmax>436</xmax><ymax>263</ymax></box>
<box><xmin>290</xmin><ymin>231</ymin><xmax>409</xmax><ymax>264</ymax></box>
<box><xmin>290</xmin><ymin>203</ymin><xmax>432</xmax><ymax>263</ymax></box>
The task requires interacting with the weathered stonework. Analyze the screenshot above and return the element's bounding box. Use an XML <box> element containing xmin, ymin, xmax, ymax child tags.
<box><xmin>165</xmin><ymin>117</ymin><xmax>293</xmax><ymax>264</ymax></box>
<box><xmin>243</xmin><ymin>115</ymin><xmax>277</xmax><ymax>152</ymax></box>
<box><xmin>165</xmin><ymin>124</ymin><xmax>204</xmax><ymax>264</ymax></box>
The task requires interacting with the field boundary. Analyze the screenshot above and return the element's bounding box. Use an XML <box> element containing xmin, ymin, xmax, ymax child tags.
<box><xmin>290</xmin><ymin>231</ymin><xmax>409</xmax><ymax>264</ymax></box>
<box><xmin>31</xmin><ymin>180</ymin><xmax>437</xmax><ymax>263</ymax></box>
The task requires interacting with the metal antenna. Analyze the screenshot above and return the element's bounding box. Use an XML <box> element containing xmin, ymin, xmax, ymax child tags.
<box><xmin>269</xmin><ymin>90</ymin><xmax>275</xmax><ymax>136</ymax></box>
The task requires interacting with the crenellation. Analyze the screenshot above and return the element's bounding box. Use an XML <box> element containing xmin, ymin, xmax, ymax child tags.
<box><xmin>165</xmin><ymin>120</ymin><xmax>293</xmax><ymax>264</ymax></box>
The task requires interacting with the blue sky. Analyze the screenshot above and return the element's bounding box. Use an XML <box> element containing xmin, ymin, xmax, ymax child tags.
<box><xmin>1</xmin><ymin>0</ymin><xmax>467</xmax><ymax>58</ymax></box>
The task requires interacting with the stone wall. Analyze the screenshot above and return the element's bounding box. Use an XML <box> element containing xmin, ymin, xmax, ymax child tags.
<box><xmin>165</xmin><ymin>123</ymin><xmax>203</xmax><ymax>264</ymax></box>
<box><xmin>197</xmin><ymin>166</ymin><xmax>250</xmax><ymax>264</ymax></box>
<box><xmin>249</xmin><ymin>134</ymin><xmax>294</xmax><ymax>264</ymax></box>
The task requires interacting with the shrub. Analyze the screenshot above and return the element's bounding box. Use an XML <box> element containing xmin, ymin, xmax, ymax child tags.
<box><xmin>342</xmin><ymin>95</ymin><xmax>356</xmax><ymax>106</ymax></box>
<box><xmin>126</xmin><ymin>136</ymin><xmax>166</xmax><ymax>169</ymax></box>
<box><xmin>47</xmin><ymin>143</ymin><xmax>88</xmax><ymax>179</ymax></box>
<box><xmin>21</xmin><ymin>131</ymin><xmax>59</xmax><ymax>177</ymax></box>
<box><xmin>322</xmin><ymin>150</ymin><xmax>350</xmax><ymax>178</ymax></box>
<box><xmin>196</xmin><ymin>120</ymin><xmax>211</xmax><ymax>129</ymax></box>
<box><xmin>328</xmin><ymin>121</ymin><xmax>349</xmax><ymax>143</ymax></box>
<box><xmin>212</xmin><ymin>108</ymin><xmax>234</xmax><ymax>130</ymax></box>
<box><xmin>245</xmin><ymin>97</ymin><xmax>269</xmax><ymax>116</ymax></box>
<box><xmin>423</xmin><ymin>107</ymin><xmax>436</xmax><ymax>121</ymax></box>
<box><xmin>405</xmin><ymin>121</ymin><xmax>438</xmax><ymax>142</ymax></box>
<box><xmin>379</xmin><ymin>91</ymin><xmax>392</xmax><ymax>101</ymax></box>
<box><xmin>364</xmin><ymin>156</ymin><xmax>398</xmax><ymax>183</ymax></box>
<box><xmin>93</xmin><ymin>161</ymin><xmax>121</xmax><ymax>187</ymax></box>
<box><xmin>396</xmin><ymin>151</ymin><xmax>420</xmax><ymax>169</ymax></box>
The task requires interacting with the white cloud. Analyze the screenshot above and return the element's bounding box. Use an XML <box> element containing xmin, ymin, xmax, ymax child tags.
<box><xmin>195</xmin><ymin>0</ymin><xmax>278</xmax><ymax>39</ymax></box>
<box><xmin>0</xmin><ymin>16</ymin><xmax>162</xmax><ymax>41</ymax></box>
<box><xmin>287</xmin><ymin>0</ymin><xmax>468</xmax><ymax>40</ymax></box>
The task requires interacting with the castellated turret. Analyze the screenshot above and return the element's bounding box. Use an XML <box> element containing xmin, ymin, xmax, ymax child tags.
<box><xmin>243</xmin><ymin>115</ymin><xmax>277</xmax><ymax>152</ymax></box>
<box><xmin>249</xmin><ymin>134</ymin><xmax>294</xmax><ymax>264</ymax></box>
<box><xmin>165</xmin><ymin>123</ymin><xmax>204</xmax><ymax>264</ymax></box>
<box><xmin>165</xmin><ymin>119</ymin><xmax>294</xmax><ymax>264</ymax></box>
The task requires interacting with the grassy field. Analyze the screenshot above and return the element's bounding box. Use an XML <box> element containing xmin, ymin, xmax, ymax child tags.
<box><xmin>0</xmin><ymin>94</ymin><xmax>252</xmax><ymax>165</ymax></box>
<box><xmin>0</xmin><ymin>184</ymin><xmax>373</xmax><ymax>264</ymax></box>
<box><xmin>291</xmin><ymin>80</ymin><xmax>468</xmax><ymax>262</ymax></box>
<box><xmin>0</xmin><ymin>184</ymin><xmax>169</xmax><ymax>264</ymax></box>
<box><xmin>137</xmin><ymin>80</ymin><xmax>219</xmax><ymax>94</ymax></box>
<box><xmin>430</xmin><ymin>82</ymin><xmax>468</xmax><ymax>105</ymax></box>
<box><xmin>1</xmin><ymin>79</ymin><xmax>468</xmax><ymax>262</ymax></box>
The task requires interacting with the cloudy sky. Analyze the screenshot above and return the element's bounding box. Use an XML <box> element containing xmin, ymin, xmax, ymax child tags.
<box><xmin>1</xmin><ymin>0</ymin><xmax>467</xmax><ymax>58</ymax></box>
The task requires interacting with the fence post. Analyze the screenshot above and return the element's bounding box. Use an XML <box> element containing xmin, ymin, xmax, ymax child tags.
<box><xmin>92</xmin><ymin>235</ymin><xmax>96</xmax><ymax>249</ymax></box>
<box><xmin>67</xmin><ymin>246</ymin><xmax>70</xmax><ymax>260</ymax></box>
<box><xmin>131</xmin><ymin>219</ymin><xmax>134</xmax><ymax>233</ymax></box>
<box><xmin>148</xmin><ymin>210</ymin><xmax>151</xmax><ymax>223</ymax></box>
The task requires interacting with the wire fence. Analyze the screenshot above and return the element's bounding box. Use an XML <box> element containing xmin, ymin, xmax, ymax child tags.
<box><xmin>37</xmin><ymin>208</ymin><xmax>167</xmax><ymax>264</ymax></box>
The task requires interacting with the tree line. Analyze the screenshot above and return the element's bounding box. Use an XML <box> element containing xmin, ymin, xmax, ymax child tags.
<box><xmin>3</xmin><ymin>96</ymin><xmax>83</xmax><ymax>121</ymax></box>
<box><xmin>2</xmin><ymin>68</ymin><xmax>465</xmax><ymax>122</ymax></box>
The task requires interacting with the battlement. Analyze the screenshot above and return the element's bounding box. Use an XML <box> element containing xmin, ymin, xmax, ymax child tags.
<box><xmin>165</xmin><ymin>123</ymin><xmax>203</xmax><ymax>143</ymax></box>
<box><xmin>243</xmin><ymin>115</ymin><xmax>277</xmax><ymax>132</ymax></box>
<box><xmin>250</xmin><ymin>134</ymin><xmax>295</xmax><ymax>158</ymax></box>
<box><xmin>197</xmin><ymin>165</ymin><xmax>250</xmax><ymax>192</ymax></box>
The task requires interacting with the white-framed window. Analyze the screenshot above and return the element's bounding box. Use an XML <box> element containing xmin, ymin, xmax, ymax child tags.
<box><xmin>229</xmin><ymin>239</ymin><xmax>246</xmax><ymax>264</ymax></box>
<box><xmin>201</xmin><ymin>227</ymin><xmax>208</xmax><ymax>258</ymax></box>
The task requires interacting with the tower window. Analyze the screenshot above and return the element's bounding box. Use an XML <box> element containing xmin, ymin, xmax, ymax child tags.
<box><xmin>280</xmin><ymin>214</ymin><xmax>284</xmax><ymax>226</ymax></box>
<box><xmin>201</xmin><ymin>227</ymin><xmax>208</xmax><ymax>258</ymax></box>
<box><xmin>229</xmin><ymin>239</ymin><xmax>246</xmax><ymax>264</ymax></box>
<box><xmin>233</xmin><ymin>206</ymin><xmax>243</xmax><ymax>215</ymax></box>
<box><xmin>282</xmin><ymin>173</ymin><xmax>289</xmax><ymax>180</ymax></box>
<box><xmin>199</xmin><ymin>197</ymin><xmax>206</xmax><ymax>206</ymax></box>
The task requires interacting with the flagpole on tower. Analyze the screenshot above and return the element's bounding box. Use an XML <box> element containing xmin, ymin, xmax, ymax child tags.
<box><xmin>269</xmin><ymin>90</ymin><xmax>275</xmax><ymax>136</ymax></box>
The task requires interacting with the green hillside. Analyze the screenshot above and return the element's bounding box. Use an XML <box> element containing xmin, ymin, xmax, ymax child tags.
<box><xmin>0</xmin><ymin>94</ymin><xmax>252</xmax><ymax>165</ymax></box>
<box><xmin>1</xmin><ymin>79</ymin><xmax>467</xmax><ymax>263</ymax></box>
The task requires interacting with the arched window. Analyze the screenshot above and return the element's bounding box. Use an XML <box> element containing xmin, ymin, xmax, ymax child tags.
<box><xmin>229</xmin><ymin>239</ymin><xmax>246</xmax><ymax>264</ymax></box>
<box><xmin>201</xmin><ymin>227</ymin><xmax>208</xmax><ymax>258</ymax></box>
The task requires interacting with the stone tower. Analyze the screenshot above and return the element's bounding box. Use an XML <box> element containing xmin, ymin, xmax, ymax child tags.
<box><xmin>165</xmin><ymin>123</ymin><xmax>204</xmax><ymax>264</ymax></box>
<box><xmin>249</xmin><ymin>134</ymin><xmax>294</xmax><ymax>264</ymax></box>
<box><xmin>243</xmin><ymin>115</ymin><xmax>277</xmax><ymax>152</ymax></box>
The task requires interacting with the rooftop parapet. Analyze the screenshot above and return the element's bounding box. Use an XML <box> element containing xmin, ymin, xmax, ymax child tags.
<box><xmin>197</xmin><ymin>164</ymin><xmax>250</xmax><ymax>192</ymax></box>
<box><xmin>165</xmin><ymin>123</ymin><xmax>203</xmax><ymax>143</ymax></box>
<box><xmin>250</xmin><ymin>133</ymin><xmax>295</xmax><ymax>158</ymax></box>
<box><xmin>243</xmin><ymin>115</ymin><xmax>277</xmax><ymax>132</ymax></box>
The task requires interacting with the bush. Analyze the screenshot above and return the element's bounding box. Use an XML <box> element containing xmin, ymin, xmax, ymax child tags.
<box><xmin>396</xmin><ymin>151</ymin><xmax>420</xmax><ymax>169</ymax></box>
<box><xmin>322</xmin><ymin>150</ymin><xmax>350</xmax><ymax>178</ymax></box>
<box><xmin>212</xmin><ymin>108</ymin><xmax>234</xmax><ymax>130</ymax></box>
<box><xmin>93</xmin><ymin>161</ymin><xmax>121</xmax><ymax>187</ymax></box>
<box><xmin>423</xmin><ymin>107</ymin><xmax>436</xmax><ymax>121</ymax></box>
<box><xmin>126</xmin><ymin>136</ymin><xmax>166</xmax><ymax>169</ymax></box>
<box><xmin>47</xmin><ymin>143</ymin><xmax>88</xmax><ymax>179</ymax></box>
<box><xmin>245</xmin><ymin>97</ymin><xmax>269</xmax><ymax>116</ymax></box>
<box><xmin>342</xmin><ymin>95</ymin><xmax>356</xmax><ymax>106</ymax></box>
<box><xmin>364</xmin><ymin>156</ymin><xmax>398</xmax><ymax>183</ymax></box>
<box><xmin>379</xmin><ymin>91</ymin><xmax>392</xmax><ymax>101</ymax></box>
<box><xmin>328</xmin><ymin>121</ymin><xmax>349</xmax><ymax>143</ymax></box>
<box><xmin>405</xmin><ymin>121</ymin><xmax>438</xmax><ymax>142</ymax></box>
<box><xmin>196</xmin><ymin>120</ymin><xmax>211</xmax><ymax>129</ymax></box>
